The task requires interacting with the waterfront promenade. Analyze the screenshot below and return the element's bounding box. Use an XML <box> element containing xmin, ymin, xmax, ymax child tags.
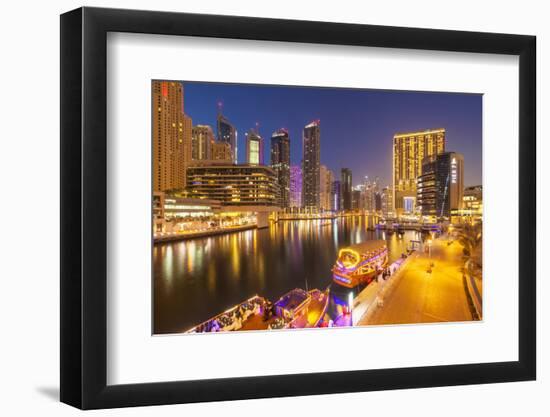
<box><xmin>154</xmin><ymin>224</ymin><xmax>256</xmax><ymax>243</ymax></box>
<box><xmin>358</xmin><ymin>237</ymin><xmax>474</xmax><ymax>326</ymax></box>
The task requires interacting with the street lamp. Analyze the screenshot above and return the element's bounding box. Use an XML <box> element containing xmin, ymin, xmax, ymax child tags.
<box><xmin>427</xmin><ymin>239</ymin><xmax>432</xmax><ymax>259</ymax></box>
<box><xmin>348</xmin><ymin>292</ymin><xmax>353</xmax><ymax>325</ymax></box>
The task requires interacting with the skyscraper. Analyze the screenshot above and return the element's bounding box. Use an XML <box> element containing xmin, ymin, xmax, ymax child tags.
<box><xmin>211</xmin><ymin>141</ymin><xmax>233</xmax><ymax>162</ymax></box>
<box><xmin>246</xmin><ymin>128</ymin><xmax>264</xmax><ymax>165</ymax></box>
<box><xmin>319</xmin><ymin>165</ymin><xmax>334</xmax><ymax>212</ymax></box>
<box><xmin>417</xmin><ymin>151</ymin><xmax>464</xmax><ymax>218</ymax></box>
<box><xmin>191</xmin><ymin>125</ymin><xmax>214</xmax><ymax>161</ymax></box>
<box><xmin>217</xmin><ymin>103</ymin><xmax>238</xmax><ymax>163</ymax></box>
<box><xmin>341</xmin><ymin>168</ymin><xmax>352</xmax><ymax>211</ymax></box>
<box><xmin>271</xmin><ymin>129</ymin><xmax>291</xmax><ymax>208</ymax></box>
<box><xmin>393</xmin><ymin>128</ymin><xmax>445</xmax><ymax>215</ymax></box>
<box><xmin>331</xmin><ymin>180</ymin><xmax>342</xmax><ymax>212</ymax></box>
<box><xmin>152</xmin><ymin>81</ymin><xmax>192</xmax><ymax>192</ymax></box>
<box><xmin>290</xmin><ymin>165</ymin><xmax>302</xmax><ymax>209</ymax></box>
<box><xmin>302</xmin><ymin>121</ymin><xmax>321</xmax><ymax>210</ymax></box>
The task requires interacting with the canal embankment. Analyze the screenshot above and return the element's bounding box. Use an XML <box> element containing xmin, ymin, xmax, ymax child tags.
<box><xmin>154</xmin><ymin>224</ymin><xmax>256</xmax><ymax>243</ymax></box>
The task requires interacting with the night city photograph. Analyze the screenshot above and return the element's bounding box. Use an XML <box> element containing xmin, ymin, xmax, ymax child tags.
<box><xmin>152</xmin><ymin>80</ymin><xmax>483</xmax><ymax>335</ymax></box>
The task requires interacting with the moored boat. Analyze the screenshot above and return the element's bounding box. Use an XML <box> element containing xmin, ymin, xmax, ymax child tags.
<box><xmin>186</xmin><ymin>287</ymin><xmax>331</xmax><ymax>333</ymax></box>
<box><xmin>332</xmin><ymin>240</ymin><xmax>389</xmax><ymax>288</ymax></box>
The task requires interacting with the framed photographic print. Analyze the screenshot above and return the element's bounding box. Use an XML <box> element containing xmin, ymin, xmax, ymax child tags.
<box><xmin>60</xmin><ymin>7</ymin><xmax>536</xmax><ymax>409</ymax></box>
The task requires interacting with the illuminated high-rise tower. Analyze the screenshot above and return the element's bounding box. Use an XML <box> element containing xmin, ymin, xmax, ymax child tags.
<box><xmin>246</xmin><ymin>125</ymin><xmax>264</xmax><ymax>165</ymax></box>
<box><xmin>152</xmin><ymin>80</ymin><xmax>192</xmax><ymax>192</ymax></box>
<box><xmin>341</xmin><ymin>168</ymin><xmax>352</xmax><ymax>211</ymax></box>
<box><xmin>320</xmin><ymin>165</ymin><xmax>334</xmax><ymax>212</ymax></box>
<box><xmin>417</xmin><ymin>152</ymin><xmax>464</xmax><ymax>218</ymax></box>
<box><xmin>191</xmin><ymin>125</ymin><xmax>214</xmax><ymax>161</ymax></box>
<box><xmin>392</xmin><ymin>128</ymin><xmax>445</xmax><ymax>214</ymax></box>
<box><xmin>302</xmin><ymin>120</ymin><xmax>321</xmax><ymax>210</ymax></box>
<box><xmin>271</xmin><ymin>129</ymin><xmax>291</xmax><ymax>208</ymax></box>
<box><xmin>216</xmin><ymin>102</ymin><xmax>238</xmax><ymax>163</ymax></box>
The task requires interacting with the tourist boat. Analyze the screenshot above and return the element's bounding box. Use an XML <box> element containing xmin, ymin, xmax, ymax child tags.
<box><xmin>185</xmin><ymin>287</ymin><xmax>331</xmax><ymax>333</ymax></box>
<box><xmin>332</xmin><ymin>240</ymin><xmax>389</xmax><ymax>288</ymax></box>
<box><xmin>185</xmin><ymin>295</ymin><xmax>271</xmax><ymax>333</ymax></box>
<box><xmin>273</xmin><ymin>288</ymin><xmax>330</xmax><ymax>329</ymax></box>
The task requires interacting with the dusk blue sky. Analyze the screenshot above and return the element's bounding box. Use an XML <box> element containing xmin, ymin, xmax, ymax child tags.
<box><xmin>182</xmin><ymin>81</ymin><xmax>482</xmax><ymax>187</ymax></box>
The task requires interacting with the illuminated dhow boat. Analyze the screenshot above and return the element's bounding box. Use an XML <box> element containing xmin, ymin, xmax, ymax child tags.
<box><xmin>332</xmin><ymin>240</ymin><xmax>388</xmax><ymax>288</ymax></box>
<box><xmin>273</xmin><ymin>288</ymin><xmax>330</xmax><ymax>329</ymax></box>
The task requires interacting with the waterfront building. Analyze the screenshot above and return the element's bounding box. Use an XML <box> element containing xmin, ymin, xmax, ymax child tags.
<box><xmin>211</xmin><ymin>141</ymin><xmax>233</xmax><ymax>162</ymax></box>
<box><xmin>245</xmin><ymin>128</ymin><xmax>264</xmax><ymax>165</ymax></box>
<box><xmin>302</xmin><ymin>120</ymin><xmax>321</xmax><ymax>210</ymax></box>
<box><xmin>152</xmin><ymin>80</ymin><xmax>192</xmax><ymax>192</ymax></box>
<box><xmin>320</xmin><ymin>165</ymin><xmax>334</xmax><ymax>212</ymax></box>
<box><xmin>417</xmin><ymin>151</ymin><xmax>464</xmax><ymax>219</ymax></box>
<box><xmin>290</xmin><ymin>165</ymin><xmax>302</xmax><ymax>208</ymax></box>
<box><xmin>331</xmin><ymin>180</ymin><xmax>342</xmax><ymax>212</ymax></box>
<box><xmin>271</xmin><ymin>129</ymin><xmax>291</xmax><ymax>208</ymax></box>
<box><xmin>341</xmin><ymin>168</ymin><xmax>352</xmax><ymax>211</ymax></box>
<box><xmin>216</xmin><ymin>104</ymin><xmax>238</xmax><ymax>163</ymax></box>
<box><xmin>191</xmin><ymin>125</ymin><xmax>214</xmax><ymax>161</ymax></box>
<box><xmin>381</xmin><ymin>186</ymin><xmax>394</xmax><ymax>217</ymax></box>
<box><xmin>463</xmin><ymin>185</ymin><xmax>482</xmax><ymax>213</ymax></box>
<box><xmin>186</xmin><ymin>163</ymin><xmax>280</xmax><ymax>207</ymax></box>
<box><xmin>451</xmin><ymin>185</ymin><xmax>483</xmax><ymax>224</ymax></box>
<box><xmin>393</xmin><ymin>128</ymin><xmax>446</xmax><ymax>215</ymax></box>
<box><xmin>153</xmin><ymin>191</ymin><xmax>222</xmax><ymax>233</ymax></box>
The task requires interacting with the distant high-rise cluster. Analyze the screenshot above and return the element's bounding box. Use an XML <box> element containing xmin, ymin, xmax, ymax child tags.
<box><xmin>362</xmin><ymin>176</ymin><xmax>380</xmax><ymax>213</ymax></box>
<box><xmin>393</xmin><ymin>128</ymin><xmax>445</xmax><ymax>214</ymax></box>
<box><xmin>381</xmin><ymin>186</ymin><xmax>394</xmax><ymax>217</ymax></box>
<box><xmin>152</xmin><ymin>81</ymin><xmax>192</xmax><ymax>192</ymax></box>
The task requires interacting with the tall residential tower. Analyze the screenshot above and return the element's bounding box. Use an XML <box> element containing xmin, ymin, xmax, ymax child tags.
<box><xmin>152</xmin><ymin>81</ymin><xmax>192</xmax><ymax>192</ymax></box>
<box><xmin>302</xmin><ymin>120</ymin><xmax>321</xmax><ymax>210</ymax></box>
<box><xmin>217</xmin><ymin>103</ymin><xmax>238</xmax><ymax>163</ymax></box>
<box><xmin>246</xmin><ymin>128</ymin><xmax>264</xmax><ymax>165</ymax></box>
<box><xmin>271</xmin><ymin>129</ymin><xmax>291</xmax><ymax>208</ymax></box>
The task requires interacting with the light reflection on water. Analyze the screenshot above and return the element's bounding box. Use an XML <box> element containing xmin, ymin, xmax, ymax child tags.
<box><xmin>154</xmin><ymin>216</ymin><xmax>420</xmax><ymax>334</ymax></box>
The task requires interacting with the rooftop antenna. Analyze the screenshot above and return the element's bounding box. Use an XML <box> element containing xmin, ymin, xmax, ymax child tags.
<box><xmin>255</xmin><ymin>121</ymin><xmax>260</xmax><ymax>136</ymax></box>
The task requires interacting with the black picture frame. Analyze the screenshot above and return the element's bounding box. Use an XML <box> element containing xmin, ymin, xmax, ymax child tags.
<box><xmin>60</xmin><ymin>6</ymin><xmax>536</xmax><ymax>410</ymax></box>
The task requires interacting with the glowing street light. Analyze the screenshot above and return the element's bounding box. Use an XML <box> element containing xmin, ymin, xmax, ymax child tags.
<box><xmin>348</xmin><ymin>292</ymin><xmax>353</xmax><ymax>325</ymax></box>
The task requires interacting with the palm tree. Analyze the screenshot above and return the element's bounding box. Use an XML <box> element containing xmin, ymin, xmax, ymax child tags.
<box><xmin>456</xmin><ymin>221</ymin><xmax>482</xmax><ymax>279</ymax></box>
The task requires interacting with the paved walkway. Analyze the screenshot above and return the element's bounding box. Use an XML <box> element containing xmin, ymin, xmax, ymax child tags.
<box><xmin>358</xmin><ymin>239</ymin><xmax>473</xmax><ymax>325</ymax></box>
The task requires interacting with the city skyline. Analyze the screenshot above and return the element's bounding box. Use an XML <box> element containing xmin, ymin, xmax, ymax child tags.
<box><xmin>152</xmin><ymin>80</ymin><xmax>483</xmax><ymax>335</ymax></box>
<box><xmin>182</xmin><ymin>81</ymin><xmax>482</xmax><ymax>187</ymax></box>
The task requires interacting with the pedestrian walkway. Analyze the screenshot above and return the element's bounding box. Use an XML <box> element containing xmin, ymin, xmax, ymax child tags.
<box><xmin>358</xmin><ymin>239</ymin><xmax>473</xmax><ymax>326</ymax></box>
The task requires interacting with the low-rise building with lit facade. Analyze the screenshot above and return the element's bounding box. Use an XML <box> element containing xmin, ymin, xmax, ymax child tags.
<box><xmin>451</xmin><ymin>185</ymin><xmax>483</xmax><ymax>224</ymax></box>
<box><xmin>186</xmin><ymin>163</ymin><xmax>280</xmax><ymax>207</ymax></box>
